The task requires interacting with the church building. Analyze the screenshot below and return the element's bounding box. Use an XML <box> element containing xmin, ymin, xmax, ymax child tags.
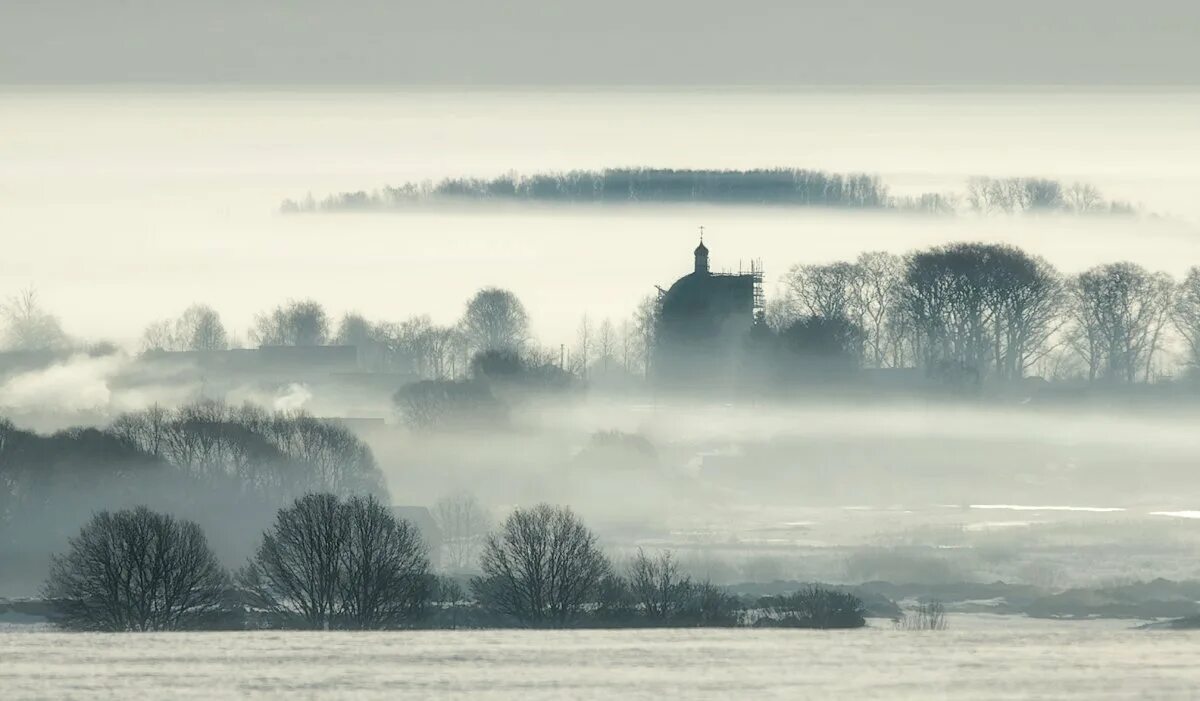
<box><xmin>652</xmin><ymin>236</ymin><xmax>763</xmax><ymax>391</ymax></box>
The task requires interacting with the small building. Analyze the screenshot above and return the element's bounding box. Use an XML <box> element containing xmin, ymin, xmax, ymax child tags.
<box><xmin>653</xmin><ymin>237</ymin><xmax>763</xmax><ymax>391</ymax></box>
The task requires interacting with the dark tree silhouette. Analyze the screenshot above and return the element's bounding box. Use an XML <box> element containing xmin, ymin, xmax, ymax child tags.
<box><xmin>1173</xmin><ymin>267</ymin><xmax>1200</xmax><ymax>371</ymax></box>
<box><xmin>43</xmin><ymin>507</ymin><xmax>229</xmax><ymax>631</ymax></box>
<box><xmin>339</xmin><ymin>495</ymin><xmax>432</xmax><ymax>629</ymax></box>
<box><xmin>472</xmin><ymin>504</ymin><xmax>609</xmax><ymax>627</ymax></box>
<box><xmin>1068</xmin><ymin>262</ymin><xmax>1174</xmax><ymax>383</ymax></box>
<box><xmin>759</xmin><ymin>586</ymin><xmax>866</xmax><ymax>629</ymax></box>
<box><xmin>242</xmin><ymin>493</ymin><xmax>346</xmax><ymax>629</ymax></box>
<box><xmin>629</xmin><ymin>549</ymin><xmax>692</xmax><ymax>623</ymax></box>
<box><xmin>241</xmin><ymin>493</ymin><xmax>431</xmax><ymax>630</ymax></box>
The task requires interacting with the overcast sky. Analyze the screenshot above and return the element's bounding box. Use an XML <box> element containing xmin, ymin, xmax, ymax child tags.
<box><xmin>2</xmin><ymin>0</ymin><xmax>1198</xmax><ymax>86</ymax></box>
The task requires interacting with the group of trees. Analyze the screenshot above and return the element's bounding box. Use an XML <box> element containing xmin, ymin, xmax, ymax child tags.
<box><xmin>282</xmin><ymin>168</ymin><xmax>1134</xmax><ymax>218</ymax></box>
<box><xmin>138</xmin><ymin>289</ymin><xmax>534</xmax><ymax>381</ymax></box>
<box><xmin>142</xmin><ymin>304</ymin><xmax>230</xmax><ymax>352</ymax></box>
<box><xmin>0</xmin><ymin>401</ymin><xmax>388</xmax><ymax>585</ymax></box>
<box><xmin>41</xmin><ymin>498</ymin><xmax>866</xmax><ymax>632</ymax></box>
<box><xmin>284</xmin><ymin>168</ymin><xmax>892</xmax><ymax>211</ymax></box>
<box><xmin>45</xmin><ymin>494</ymin><xmax>431</xmax><ymax>631</ymax></box>
<box><xmin>774</xmin><ymin>243</ymin><xmax>1200</xmax><ymax>386</ymax></box>
<box><xmin>965</xmin><ymin>177</ymin><xmax>1134</xmax><ymax>216</ymax></box>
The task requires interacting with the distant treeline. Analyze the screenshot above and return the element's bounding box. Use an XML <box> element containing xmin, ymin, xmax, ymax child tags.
<box><xmin>0</xmin><ymin>401</ymin><xmax>386</xmax><ymax>592</ymax></box>
<box><xmin>281</xmin><ymin>168</ymin><xmax>1135</xmax><ymax>216</ymax></box>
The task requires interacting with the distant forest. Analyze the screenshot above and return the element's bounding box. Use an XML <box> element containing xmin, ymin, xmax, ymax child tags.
<box><xmin>281</xmin><ymin>168</ymin><xmax>1136</xmax><ymax>216</ymax></box>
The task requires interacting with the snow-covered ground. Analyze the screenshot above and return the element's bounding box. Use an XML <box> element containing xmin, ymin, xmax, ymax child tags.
<box><xmin>1</xmin><ymin>616</ymin><xmax>1197</xmax><ymax>700</ymax></box>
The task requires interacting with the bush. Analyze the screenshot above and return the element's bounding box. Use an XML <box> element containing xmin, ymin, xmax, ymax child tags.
<box><xmin>758</xmin><ymin>586</ymin><xmax>867</xmax><ymax>629</ymax></box>
<box><xmin>895</xmin><ymin>600</ymin><xmax>948</xmax><ymax>630</ymax></box>
<box><xmin>43</xmin><ymin>507</ymin><xmax>229</xmax><ymax>631</ymax></box>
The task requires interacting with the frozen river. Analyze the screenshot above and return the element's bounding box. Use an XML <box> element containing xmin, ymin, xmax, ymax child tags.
<box><xmin>2</xmin><ymin>616</ymin><xmax>1197</xmax><ymax>699</ymax></box>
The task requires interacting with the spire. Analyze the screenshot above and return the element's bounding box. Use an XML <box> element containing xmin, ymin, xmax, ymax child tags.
<box><xmin>694</xmin><ymin>226</ymin><xmax>709</xmax><ymax>274</ymax></box>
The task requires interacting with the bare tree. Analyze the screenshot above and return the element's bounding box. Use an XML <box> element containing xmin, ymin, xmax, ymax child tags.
<box><xmin>1069</xmin><ymin>262</ymin><xmax>1174</xmax><ymax>383</ymax></box>
<box><xmin>984</xmin><ymin>248</ymin><xmax>1066</xmax><ymax>380</ymax></box>
<box><xmin>632</xmin><ymin>294</ymin><xmax>659</xmax><ymax>378</ymax></box>
<box><xmin>242</xmin><ymin>493</ymin><xmax>347</xmax><ymax>629</ymax></box>
<box><xmin>251</xmin><ymin>299</ymin><xmax>330</xmax><ymax>346</ymax></box>
<box><xmin>111</xmin><ymin>401</ymin><xmax>386</xmax><ymax>499</ymax></box>
<box><xmin>433</xmin><ymin>492</ymin><xmax>492</xmax><ymax>572</ymax></box>
<box><xmin>1</xmin><ymin>288</ymin><xmax>69</xmax><ymax>351</ymax></box>
<box><xmin>573</xmin><ymin>313</ymin><xmax>592</xmax><ymax>376</ymax></box>
<box><xmin>254</xmin><ymin>412</ymin><xmax>387</xmax><ymax>498</ymax></box>
<box><xmin>1173</xmin><ymin>267</ymin><xmax>1200</xmax><ymax>371</ymax></box>
<box><xmin>243</xmin><ymin>493</ymin><xmax>431</xmax><ymax>630</ymax></box>
<box><xmin>784</xmin><ymin>261</ymin><xmax>860</xmax><ymax>320</ymax></box>
<box><xmin>176</xmin><ymin>304</ymin><xmax>228</xmax><ymax>350</ymax></box>
<box><xmin>597</xmin><ymin>318</ymin><xmax>616</xmax><ymax>372</ymax></box>
<box><xmin>140</xmin><ymin>319</ymin><xmax>177</xmax><ymax>352</ymax></box>
<box><xmin>852</xmin><ymin>251</ymin><xmax>903</xmax><ymax>367</ymax></box>
<box><xmin>472</xmin><ymin>504</ymin><xmax>610</xmax><ymax>627</ymax></box>
<box><xmin>896</xmin><ymin>600</ymin><xmax>948</xmax><ymax>631</ymax></box>
<box><xmin>628</xmin><ymin>549</ymin><xmax>692</xmax><ymax>623</ymax></box>
<box><xmin>1064</xmin><ymin>182</ymin><xmax>1103</xmax><ymax>214</ymax></box>
<box><xmin>334</xmin><ymin>312</ymin><xmax>376</xmax><ymax>347</ymax></box>
<box><xmin>460</xmin><ymin>287</ymin><xmax>529</xmax><ymax>354</ymax></box>
<box><xmin>339</xmin><ymin>495</ymin><xmax>431</xmax><ymax>629</ymax></box>
<box><xmin>899</xmin><ymin>243</ymin><xmax>997</xmax><ymax>377</ymax></box>
<box><xmin>43</xmin><ymin>507</ymin><xmax>228</xmax><ymax>631</ymax></box>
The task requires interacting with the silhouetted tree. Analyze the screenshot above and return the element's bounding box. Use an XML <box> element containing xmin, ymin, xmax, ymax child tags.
<box><xmin>1173</xmin><ymin>267</ymin><xmax>1200</xmax><ymax>371</ymax></box>
<box><xmin>251</xmin><ymin>299</ymin><xmax>330</xmax><ymax>346</ymax></box>
<box><xmin>778</xmin><ymin>315</ymin><xmax>866</xmax><ymax>378</ymax></box>
<box><xmin>472</xmin><ymin>504</ymin><xmax>609</xmax><ymax>627</ymax></box>
<box><xmin>629</xmin><ymin>549</ymin><xmax>692</xmax><ymax>623</ymax></box>
<box><xmin>982</xmin><ymin>247</ymin><xmax>1065</xmax><ymax>380</ymax></box>
<box><xmin>460</xmin><ymin>287</ymin><xmax>529</xmax><ymax>353</ymax></box>
<box><xmin>242</xmin><ymin>493</ymin><xmax>431</xmax><ymax>630</ymax></box>
<box><xmin>43</xmin><ymin>507</ymin><xmax>228</xmax><ymax>631</ymax></box>
<box><xmin>1068</xmin><ymin>262</ymin><xmax>1174</xmax><ymax>383</ymax></box>
<box><xmin>242</xmin><ymin>493</ymin><xmax>346</xmax><ymax>629</ymax></box>
<box><xmin>339</xmin><ymin>495</ymin><xmax>432</xmax><ymax>629</ymax></box>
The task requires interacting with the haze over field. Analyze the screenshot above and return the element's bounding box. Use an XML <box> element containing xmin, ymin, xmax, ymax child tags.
<box><xmin>6</xmin><ymin>3</ymin><xmax>1200</xmax><ymax>697</ymax></box>
<box><xmin>3</xmin><ymin>89</ymin><xmax>1200</xmax><ymax>347</ymax></box>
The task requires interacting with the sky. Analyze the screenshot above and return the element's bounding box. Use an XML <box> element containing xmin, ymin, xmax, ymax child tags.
<box><xmin>2</xmin><ymin>0</ymin><xmax>1199</xmax><ymax>86</ymax></box>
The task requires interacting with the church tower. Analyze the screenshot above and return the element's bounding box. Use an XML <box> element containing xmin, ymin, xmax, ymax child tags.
<box><xmin>694</xmin><ymin>238</ymin><xmax>709</xmax><ymax>275</ymax></box>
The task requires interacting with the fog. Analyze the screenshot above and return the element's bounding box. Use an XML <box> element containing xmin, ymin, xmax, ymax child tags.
<box><xmin>4</xmin><ymin>87</ymin><xmax>1200</xmax><ymax>615</ymax></box>
<box><xmin>3</xmin><ymin>89</ymin><xmax>1200</xmax><ymax>348</ymax></box>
